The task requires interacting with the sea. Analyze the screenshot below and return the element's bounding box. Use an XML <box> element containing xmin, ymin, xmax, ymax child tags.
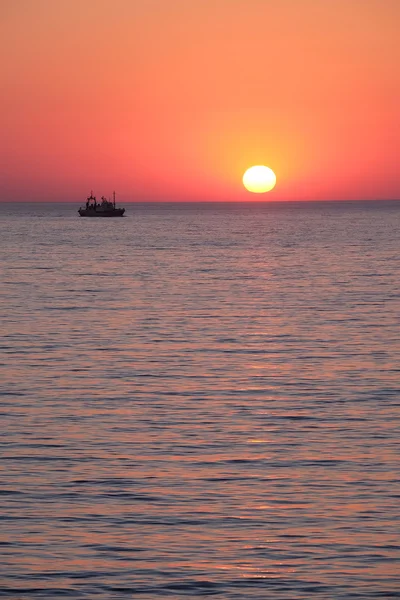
<box><xmin>1</xmin><ymin>200</ymin><xmax>399</xmax><ymax>599</ymax></box>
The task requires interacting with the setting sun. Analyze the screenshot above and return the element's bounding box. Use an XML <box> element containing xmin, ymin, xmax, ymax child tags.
<box><xmin>243</xmin><ymin>166</ymin><xmax>277</xmax><ymax>193</ymax></box>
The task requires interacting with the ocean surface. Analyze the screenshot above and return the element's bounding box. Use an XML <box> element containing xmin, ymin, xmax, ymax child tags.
<box><xmin>1</xmin><ymin>200</ymin><xmax>399</xmax><ymax>599</ymax></box>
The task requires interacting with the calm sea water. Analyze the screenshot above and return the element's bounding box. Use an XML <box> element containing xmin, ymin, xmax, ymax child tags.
<box><xmin>1</xmin><ymin>201</ymin><xmax>399</xmax><ymax>599</ymax></box>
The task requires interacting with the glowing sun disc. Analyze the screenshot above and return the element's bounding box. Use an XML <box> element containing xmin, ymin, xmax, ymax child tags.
<box><xmin>243</xmin><ymin>165</ymin><xmax>276</xmax><ymax>193</ymax></box>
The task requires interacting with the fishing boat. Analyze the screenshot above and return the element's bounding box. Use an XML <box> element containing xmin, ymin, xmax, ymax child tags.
<box><xmin>78</xmin><ymin>192</ymin><xmax>125</xmax><ymax>217</ymax></box>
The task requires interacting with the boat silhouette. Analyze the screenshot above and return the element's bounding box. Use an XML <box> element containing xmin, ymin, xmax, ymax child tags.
<box><xmin>78</xmin><ymin>191</ymin><xmax>125</xmax><ymax>217</ymax></box>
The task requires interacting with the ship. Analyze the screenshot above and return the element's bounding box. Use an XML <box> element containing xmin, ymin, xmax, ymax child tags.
<box><xmin>78</xmin><ymin>191</ymin><xmax>125</xmax><ymax>217</ymax></box>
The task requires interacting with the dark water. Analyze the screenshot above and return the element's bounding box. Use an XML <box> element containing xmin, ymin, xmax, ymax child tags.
<box><xmin>1</xmin><ymin>201</ymin><xmax>399</xmax><ymax>599</ymax></box>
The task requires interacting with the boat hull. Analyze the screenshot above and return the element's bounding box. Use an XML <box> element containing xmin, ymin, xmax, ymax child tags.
<box><xmin>78</xmin><ymin>208</ymin><xmax>125</xmax><ymax>217</ymax></box>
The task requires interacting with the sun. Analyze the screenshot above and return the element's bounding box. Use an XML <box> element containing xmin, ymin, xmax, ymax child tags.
<box><xmin>243</xmin><ymin>165</ymin><xmax>276</xmax><ymax>193</ymax></box>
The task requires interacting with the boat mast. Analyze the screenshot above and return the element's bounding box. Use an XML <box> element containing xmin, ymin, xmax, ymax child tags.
<box><xmin>113</xmin><ymin>191</ymin><xmax>116</xmax><ymax>207</ymax></box>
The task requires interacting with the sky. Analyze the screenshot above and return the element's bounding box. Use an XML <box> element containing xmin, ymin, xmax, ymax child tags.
<box><xmin>1</xmin><ymin>0</ymin><xmax>399</xmax><ymax>202</ymax></box>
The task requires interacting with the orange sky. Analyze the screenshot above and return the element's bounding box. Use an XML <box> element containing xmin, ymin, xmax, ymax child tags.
<box><xmin>1</xmin><ymin>0</ymin><xmax>399</xmax><ymax>201</ymax></box>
